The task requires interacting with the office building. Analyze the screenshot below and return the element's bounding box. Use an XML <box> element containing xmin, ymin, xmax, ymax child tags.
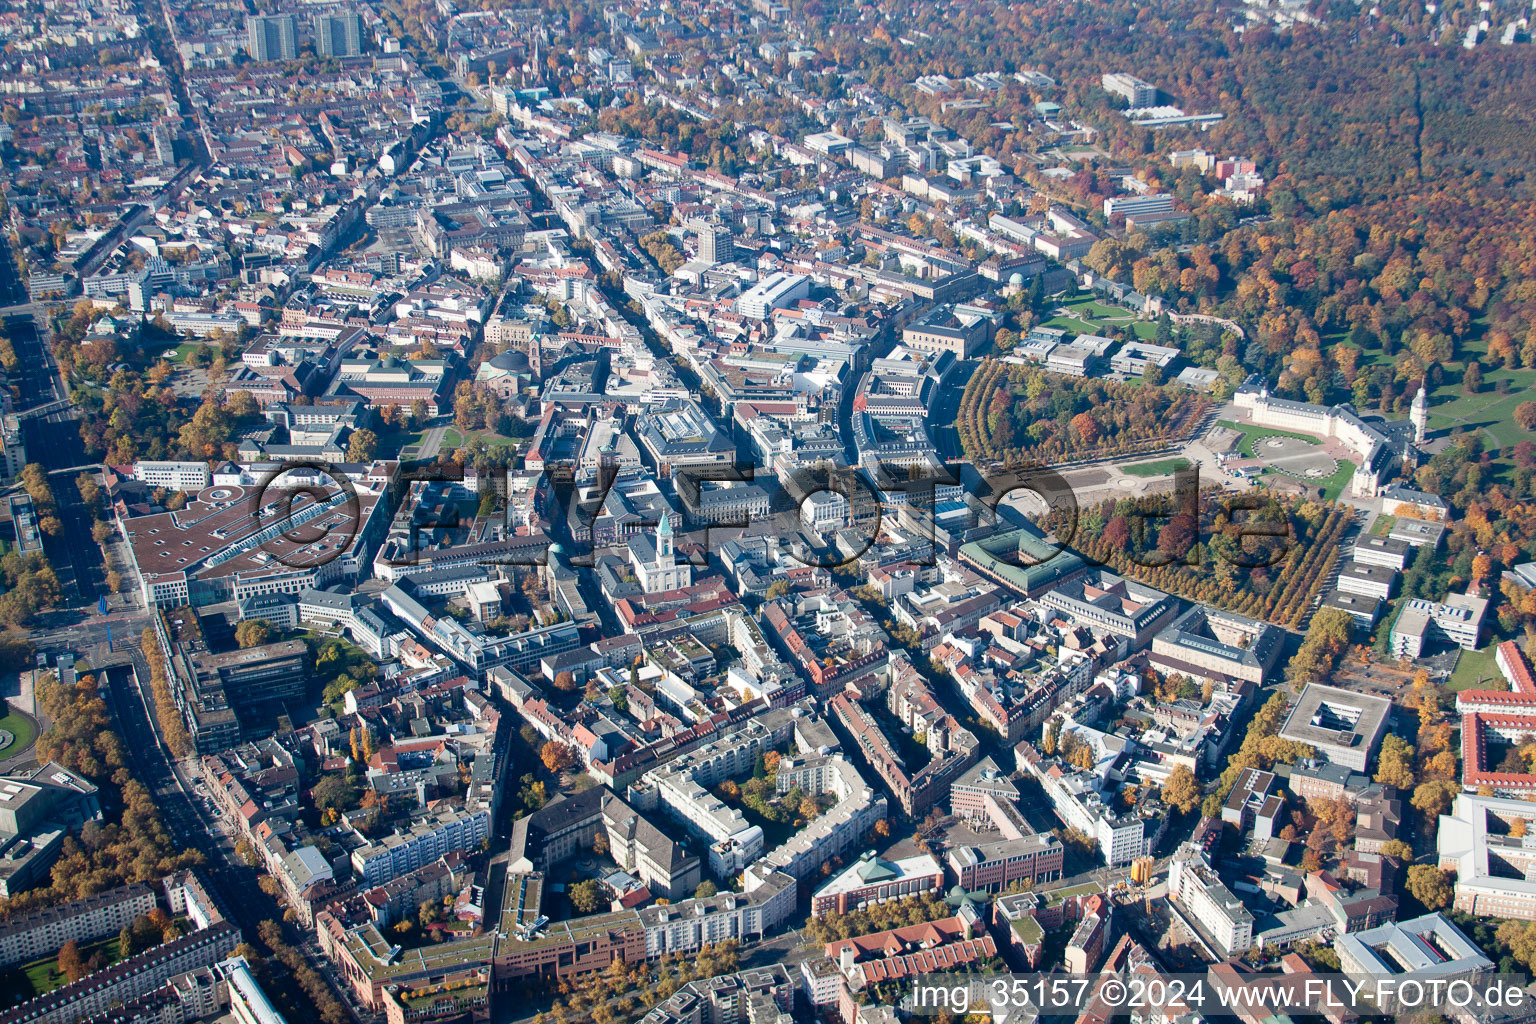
<box><xmin>132</xmin><ymin>461</ymin><xmax>212</xmax><ymax>492</ymax></box>
<box><xmin>1103</xmin><ymin>194</ymin><xmax>1176</xmax><ymax>220</ymax></box>
<box><xmin>1278</xmin><ymin>684</ymin><xmax>1391</xmax><ymax>773</ymax></box>
<box><xmin>946</xmin><ymin>834</ymin><xmax>1064</xmax><ymax>893</ymax></box>
<box><xmin>900</xmin><ymin>302</ymin><xmax>995</xmax><ymax>359</ymax></box>
<box><xmin>1390</xmin><ymin>594</ymin><xmax>1488</xmax><ymax>658</ymax></box>
<box><xmin>1150</xmin><ymin>606</ymin><xmax>1284</xmax><ymax>689</ymax></box>
<box><xmin>697</xmin><ymin>224</ymin><xmax>733</xmax><ymax>266</ymax></box>
<box><xmin>1336</xmin><ymin>561</ymin><xmax>1397</xmax><ymax>602</ymax></box>
<box><xmin>735</xmin><ymin>273</ymin><xmax>809</xmax><ymax>320</ymax></box>
<box><xmin>810</xmin><ymin>853</ymin><xmax>943</xmax><ymax>917</ymax></box>
<box><xmin>1335</xmin><ymin>914</ymin><xmax>1491</xmax><ymax>1013</ymax></box>
<box><xmin>1102</xmin><ymin>73</ymin><xmax>1158</xmax><ymax>106</ymax></box>
<box><xmin>1038</xmin><ymin>570</ymin><xmax>1179</xmax><ymax>647</ymax></box>
<box><xmin>1439</xmin><ymin>791</ymin><xmax>1536</xmax><ymax>919</ymax></box>
<box><xmin>1348</xmin><ymin>535</ymin><xmax>1413</xmax><ymax>572</ymax></box>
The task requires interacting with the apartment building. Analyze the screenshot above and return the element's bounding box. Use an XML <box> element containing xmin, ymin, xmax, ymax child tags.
<box><xmin>0</xmin><ymin>874</ymin><xmax>237</xmax><ymax>1024</ymax></box>
<box><xmin>1168</xmin><ymin>846</ymin><xmax>1254</xmax><ymax>956</ymax></box>
<box><xmin>245</xmin><ymin>13</ymin><xmax>297</xmax><ymax>61</ymax></box>
<box><xmin>626</xmin><ymin>712</ymin><xmax>796</xmax><ymax>876</ymax></box>
<box><xmin>638</xmin><ymin>871</ymin><xmax>797</xmax><ymax>956</ymax></box>
<box><xmin>1019</xmin><ymin>746</ymin><xmax>1148</xmax><ymax>867</ymax></box>
<box><xmin>638</xmin><ymin>966</ymin><xmax>794</xmax><ymax>1024</ymax></box>
<box><xmin>350</xmin><ymin>808</ymin><xmax>491</xmax><ymax>888</ymax></box>
<box><xmin>0</xmin><ymin>883</ymin><xmax>156</xmax><ymax>968</ymax></box>
<box><xmin>743</xmin><ymin>754</ymin><xmax>886</xmax><ymax>888</ymax></box>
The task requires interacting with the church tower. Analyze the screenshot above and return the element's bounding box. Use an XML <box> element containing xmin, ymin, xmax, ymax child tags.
<box><xmin>1411</xmin><ymin>382</ymin><xmax>1428</xmax><ymax>446</ymax></box>
<box><xmin>657</xmin><ymin>512</ymin><xmax>674</xmax><ymax>561</ymax></box>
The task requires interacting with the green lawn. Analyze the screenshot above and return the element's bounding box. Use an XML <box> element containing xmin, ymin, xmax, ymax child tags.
<box><xmin>1425</xmin><ymin>371</ymin><xmax>1536</xmax><ymax>450</ymax></box>
<box><xmin>1039</xmin><ymin>293</ymin><xmax>1158</xmax><ymax>342</ymax></box>
<box><xmin>1062</xmin><ymin>299</ymin><xmax>1133</xmax><ymax>321</ymax></box>
<box><xmin>1216</xmin><ymin>420</ymin><xmax>1324</xmax><ymax>457</ymax></box>
<box><xmin>1262</xmin><ymin>459</ymin><xmax>1357</xmax><ymax>502</ymax></box>
<box><xmin>0</xmin><ymin>709</ymin><xmax>37</xmax><ymax>759</ymax></box>
<box><xmin>0</xmin><ymin>935</ymin><xmax>126</xmax><ymax>1003</ymax></box>
<box><xmin>1043</xmin><ymin>881</ymin><xmax>1104</xmax><ymax>906</ymax></box>
<box><xmin>441</xmin><ymin>428</ymin><xmax>521</xmax><ymax>453</ymax></box>
<box><xmin>386</xmin><ymin>427</ymin><xmax>424</xmax><ymax>450</ymax></box>
<box><xmin>1370</xmin><ymin>515</ymin><xmax>1397</xmax><ymax>537</ymax></box>
<box><xmin>1120</xmin><ymin>457</ymin><xmax>1191</xmax><ymax>478</ymax></box>
<box><xmin>157</xmin><ymin>342</ymin><xmax>203</xmax><ymax>365</ymax></box>
<box><xmin>1450</xmin><ymin>643</ymin><xmax>1506</xmax><ymax>692</ymax></box>
<box><xmin>1217</xmin><ymin>420</ymin><xmax>1357</xmax><ymax>500</ymax></box>
<box><xmin>1040</xmin><ymin>315</ymin><xmax>1100</xmax><ymax>335</ymax></box>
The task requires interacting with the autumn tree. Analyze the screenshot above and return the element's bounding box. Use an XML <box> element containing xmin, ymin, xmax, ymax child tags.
<box><xmin>569</xmin><ymin>880</ymin><xmax>603</xmax><ymax>914</ymax></box>
<box><xmin>58</xmin><ymin>940</ymin><xmax>85</xmax><ymax>983</ymax></box>
<box><xmin>541</xmin><ymin>741</ymin><xmax>576</xmax><ymax>774</ymax></box>
<box><xmin>1161</xmin><ymin>765</ymin><xmax>1200</xmax><ymax>815</ymax></box>
<box><xmin>346</xmin><ymin>428</ymin><xmax>378</xmax><ymax>463</ymax></box>
<box><xmin>1285</xmin><ymin>609</ymin><xmax>1354</xmax><ymax>685</ymax></box>
<box><xmin>234</xmin><ymin>619</ymin><xmax>271</xmax><ymax>648</ymax></box>
<box><xmin>1405</xmin><ymin>865</ymin><xmax>1453</xmax><ymax>911</ymax></box>
<box><xmin>1070</xmin><ymin>412</ymin><xmax>1101</xmax><ymax>445</ymax></box>
<box><xmin>1410</xmin><ymin>780</ymin><xmax>1457</xmax><ymax>823</ymax></box>
<box><xmin>76</xmin><ymin>472</ymin><xmax>101</xmax><ymax>510</ymax></box>
<box><xmin>1374</xmin><ymin>735</ymin><xmax>1416</xmax><ymax>790</ymax></box>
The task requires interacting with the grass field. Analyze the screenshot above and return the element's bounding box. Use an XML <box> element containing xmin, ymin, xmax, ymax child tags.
<box><xmin>1370</xmin><ymin>515</ymin><xmax>1397</xmax><ymax>536</ymax></box>
<box><xmin>1120</xmin><ymin>457</ymin><xmax>1192</xmax><ymax>477</ymax></box>
<box><xmin>0</xmin><ymin>709</ymin><xmax>37</xmax><ymax>759</ymax></box>
<box><xmin>1425</xmin><ymin>370</ymin><xmax>1536</xmax><ymax>450</ymax></box>
<box><xmin>1450</xmin><ymin>643</ymin><xmax>1506</xmax><ymax>692</ymax></box>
